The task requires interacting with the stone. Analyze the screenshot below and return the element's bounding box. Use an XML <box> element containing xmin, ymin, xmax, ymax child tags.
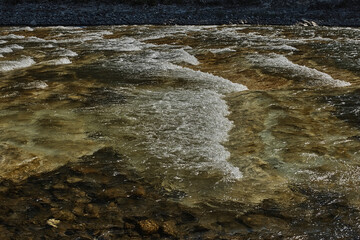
<box><xmin>52</xmin><ymin>209</ymin><xmax>76</xmax><ymax>221</ymax></box>
<box><xmin>107</xmin><ymin>202</ymin><xmax>118</xmax><ymax>210</ymax></box>
<box><xmin>102</xmin><ymin>187</ymin><xmax>127</xmax><ymax>199</ymax></box>
<box><xmin>85</xmin><ymin>204</ymin><xmax>100</xmax><ymax>218</ymax></box>
<box><xmin>131</xmin><ymin>185</ymin><xmax>146</xmax><ymax>198</ymax></box>
<box><xmin>162</xmin><ymin>220</ymin><xmax>177</xmax><ymax>237</ymax></box>
<box><xmin>52</xmin><ymin>183</ymin><xmax>67</xmax><ymax>189</ymax></box>
<box><xmin>124</xmin><ymin>222</ymin><xmax>136</xmax><ymax>230</ymax></box>
<box><xmin>138</xmin><ymin>219</ymin><xmax>159</xmax><ymax>234</ymax></box>
<box><xmin>72</xmin><ymin>205</ymin><xmax>84</xmax><ymax>216</ymax></box>
<box><xmin>47</xmin><ymin>218</ymin><xmax>60</xmax><ymax>228</ymax></box>
<box><xmin>66</xmin><ymin>177</ymin><xmax>83</xmax><ymax>184</ymax></box>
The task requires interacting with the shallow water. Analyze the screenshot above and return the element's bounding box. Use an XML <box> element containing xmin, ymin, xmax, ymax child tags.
<box><xmin>0</xmin><ymin>25</ymin><xmax>359</xmax><ymax>239</ymax></box>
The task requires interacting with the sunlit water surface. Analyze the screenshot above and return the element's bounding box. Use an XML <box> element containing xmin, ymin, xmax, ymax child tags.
<box><xmin>0</xmin><ymin>25</ymin><xmax>360</xmax><ymax>238</ymax></box>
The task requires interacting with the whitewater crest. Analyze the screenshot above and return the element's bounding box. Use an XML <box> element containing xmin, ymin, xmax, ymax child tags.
<box><xmin>15</xmin><ymin>80</ymin><xmax>48</xmax><ymax>90</ymax></box>
<box><xmin>104</xmin><ymin>39</ymin><xmax>247</xmax><ymax>181</ymax></box>
<box><xmin>247</xmin><ymin>53</ymin><xmax>351</xmax><ymax>87</ymax></box>
<box><xmin>43</xmin><ymin>57</ymin><xmax>72</xmax><ymax>65</ymax></box>
<box><xmin>0</xmin><ymin>56</ymin><xmax>35</xmax><ymax>72</ymax></box>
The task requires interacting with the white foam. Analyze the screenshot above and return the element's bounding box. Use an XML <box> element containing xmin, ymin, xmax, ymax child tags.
<box><xmin>27</xmin><ymin>81</ymin><xmax>48</xmax><ymax>89</ymax></box>
<box><xmin>43</xmin><ymin>57</ymin><xmax>72</xmax><ymax>65</ymax></box>
<box><xmin>259</xmin><ymin>44</ymin><xmax>298</xmax><ymax>51</ymax></box>
<box><xmin>16</xmin><ymin>81</ymin><xmax>48</xmax><ymax>90</ymax></box>
<box><xmin>113</xmin><ymin>50</ymin><xmax>246</xmax><ymax>93</ymax></box>
<box><xmin>97</xmin><ymin>30</ymin><xmax>113</xmax><ymax>36</ymax></box>
<box><xmin>135</xmin><ymin>89</ymin><xmax>243</xmax><ymax>181</ymax></box>
<box><xmin>173</xmin><ymin>49</ymin><xmax>199</xmax><ymax>65</ymax></box>
<box><xmin>0</xmin><ymin>40</ymin><xmax>7</xmax><ymax>44</ymax></box>
<box><xmin>173</xmin><ymin>66</ymin><xmax>247</xmax><ymax>93</ymax></box>
<box><xmin>0</xmin><ymin>57</ymin><xmax>35</xmax><ymax>72</ymax></box>
<box><xmin>90</xmin><ymin>37</ymin><xmax>154</xmax><ymax>52</ymax></box>
<box><xmin>107</xmin><ymin>48</ymin><xmax>247</xmax><ymax>181</ymax></box>
<box><xmin>0</xmin><ymin>47</ymin><xmax>13</xmax><ymax>54</ymax></box>
<box><xmin>247</xmin><ymin>53</ymin><xmax>351</xmax><ymax>87</ymax></box>
<box><xmin>0</xmin><ymin>34</ymin><xmax>25</xmax><ymax>39</ymax></box>
<box><xmin>8</xmin><ymin>27</ymin><xmax>34</xmax><ymax>32</ymax></box>
<box><xmin>209</xmin><ymin>48</ymin><xmax>236</xmax><ymax>54</ymax></box>
<box><xmin>49</xmin><ymin>26</ymin><xmax>83</xmax><ymax>30</ymax></box>
<box><xmin>0</xmin><ymin>44</ymin><xmax>24</xmax><ymax>54</ymax></box>
<box><xmin>42</xmin><ymin>44</ymin><xmax>56</xmax><ymax>48</ymax></box>
<box><xmin>147</xmin><ymin>49</ymin><xmax>199</xmax><ymax>66</ymax></box>
<box><xmin>58</xmin><ymin>48</ymin><xmax>78</xmax><ymax>57</ymax></box>
<box><xmin>8</xmin><ymin>44</ymin><xmax>24</xmax><ymax>50</ymax></box>
<box><xmin>54</xmin><ymin>30</ymin><xmax>113</xmax><ymax>43</ymax></box>
<box><xmin>25</xmin><ymin>36</ymin><xmax>47</xmax><ymax>42</ymax></box>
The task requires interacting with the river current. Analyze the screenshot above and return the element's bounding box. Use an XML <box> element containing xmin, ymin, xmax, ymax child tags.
<box><xmin>0</xmin><ymin>25</ymin><xmax>359</xmax><ymax>239</ymax></box>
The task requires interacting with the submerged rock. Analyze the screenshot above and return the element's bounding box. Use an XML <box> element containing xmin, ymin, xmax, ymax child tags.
<box><xmin>131</xmin><ymin>185</ymin><xmax>146</xmax><ymax>198</ymax></box>
<box><xmin>162</xmin><ymin>220</ymin><xmax>177</xmax><ymax>237</ymax></box>
<box><xmin>47</xmin><ymin>218</ymin><xmax>61</xmax><ymax>228</ymax></box>
<box><xmin>138</xmin><ymin>219</ymin><xmax>159</xmax><ymax>234</ymax></box>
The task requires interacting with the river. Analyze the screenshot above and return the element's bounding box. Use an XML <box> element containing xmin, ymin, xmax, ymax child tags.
<box><xmin>0</xmin><ymin>25</ymin><xmax>359</xmax><ymax>239</ymax></box>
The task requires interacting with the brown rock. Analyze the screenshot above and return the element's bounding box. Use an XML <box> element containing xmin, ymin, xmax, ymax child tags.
<box><xmin>52</xmin><ymin>183</ymin><xmax>66</xmax><ymax>189</ymax></box>
<box><xmin>237</xmin><ymin>213</ymin><xmax>289</xmax><ymax>230</ymax></box>
<box><xmin>162</xmin><ymin>220</ymin><xmax>177</xmax><ymax>237</ymax></box>
<box><xmin>53</xmin><ymin>209</ymin><xmax>76</xmax><ymax>221</ymax></box>
<box><xmin>124</xmin><ymin>222</ymin><xmax>136</xmax><ymax>230</ymax></box>
<box><xmin>132</xmin><ymin>185</ymin><xmax>146</xmax><ymax>198</ymax></box>
<box><xmin>66</xmin><ymin>176</ymin><xmax>82</xmax><ymax>184</ymax></box>
<box><xmin>85</xmin><ymin>204</ymin><xmax>100</xmax><ymax>218</ymax></box>
<box><xmin>107</xmin><ymin>202</ymin><xmax>118</xmax><ymax>210</ymax></box>
<box><xmin>138</xmin><ymin>219</ymin><xmax>159</xmax><ymax>234</ymax></box>
<box><xmin>103</xmin><ymin>187</ymin><xmax>127</xmax><ymax>199</ymax></box>
<box><xmin>72</xmin><ymin>205</ymin><xmax>84</xmax><ymax>216</ymax></box>
<box><xmin>47</xmin><ymin>218</ymin><xmax>60</xmax><ymax>228</ymax></box>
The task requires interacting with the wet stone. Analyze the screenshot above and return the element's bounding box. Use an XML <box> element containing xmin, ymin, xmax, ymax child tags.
<box><xmin>52</xmin><ymin>182</ymin><xmax>67</xmax><ymax>190</ymax></box>
<box><xmin>67</xmin><ymin>176</ymin><xmax>83</xmax><ymax>184</ymax></box>
<box><xmin>52</xmin><ymin>209</ymin><xmax>76</xmax><ymax>222</ymax></box>
<box><xmin>124</xmin><ymin>222</ymin><xmax>136</xmax><ymax>230</ymax></box>
<box><xmin>161</xmin><ymin>220</ymin><xmax>177</xmax><ymax>237</ymax></box>
<box><xmin>102</xmin><ymin>187</ymin><xmax>127</xmax><ymax>199</ymax></box>
<box><xmin>72</xmin><ymin>205</ymin><xmax>84</xmax><ymax>216</ymax></box>
<box><xmin>46</xmin><ymin>218</ymin><xmax>60</xmax><ymax>228</ymax></box>
<box><xmin>131</xmin><ymin>185</ymin><xmax>146</xmax><ymax>198</ymax></box>
<box><xmin>138</xmin><ymin>219</ymin><xmax>159</xmax><ymax>235</ymax></box>
<box><xmin>85</xmin><ymin>204</ymin><xmax>100</xmax><ymax>218</ymax></box>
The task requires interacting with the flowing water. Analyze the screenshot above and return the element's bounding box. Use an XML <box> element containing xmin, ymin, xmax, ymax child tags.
<box><xmin>0</xmin><ymin>25</ymin><xmax>360</xmax><ymax>239</ymax></box>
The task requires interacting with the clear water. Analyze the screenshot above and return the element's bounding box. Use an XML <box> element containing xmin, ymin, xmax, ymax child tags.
<box><xmin>0</xmin><ymin>25</ymin><xmax>360</xmax><ymax>238</ymax></box>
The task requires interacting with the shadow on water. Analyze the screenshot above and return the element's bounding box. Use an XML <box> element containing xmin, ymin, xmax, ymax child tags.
<box><xmin>0</xmin><ymin>148</ymin><xmax>359</xmax><ymax>239</ymax></box>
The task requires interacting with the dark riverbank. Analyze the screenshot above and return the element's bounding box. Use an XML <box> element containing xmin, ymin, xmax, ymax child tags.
<box><xmin>0</xmin><ymin>1</ymin><xmax>359</xmax><ymax>26</ymax></box>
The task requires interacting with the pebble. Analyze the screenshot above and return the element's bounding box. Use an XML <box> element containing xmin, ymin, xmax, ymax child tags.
<box><xmin>47</xmin><ymin>218</ymin><xmax>60</xmax><ymax>228</ymax></box>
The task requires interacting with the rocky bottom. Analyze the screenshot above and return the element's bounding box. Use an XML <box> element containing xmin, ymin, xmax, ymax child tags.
<box><xmin>0</xmin><ymin>148</ymin><xmax>359</xmax><ymax>240</ymax></box>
